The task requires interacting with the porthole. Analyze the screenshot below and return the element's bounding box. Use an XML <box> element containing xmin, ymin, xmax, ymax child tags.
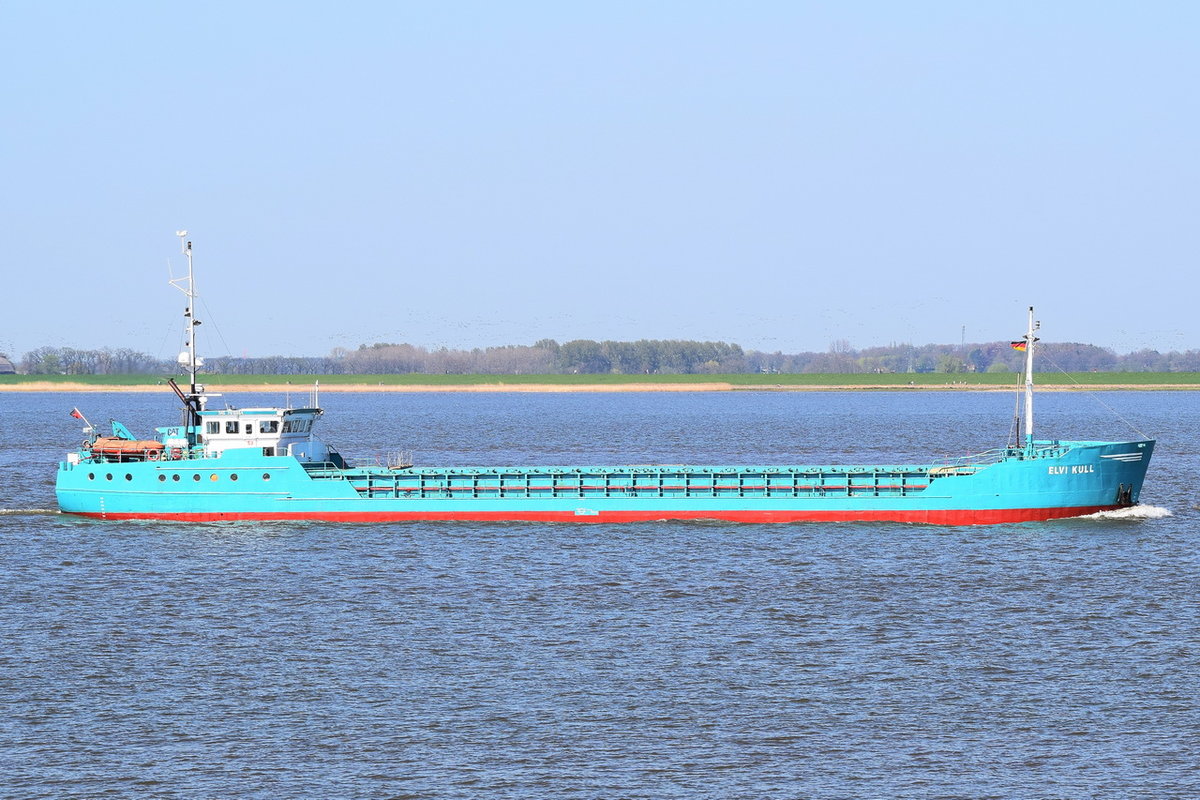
<box><xmin>193</xmin><ymin>474</ymin><xmax>201</xmax><ymax>482</ymax></box>
<box><xmin>210</xmin><ymin>474</ymin><xmax>218</xmax><ymax>482</ymax></box>
<box><xmin>88</xmin><ymin>473</ymin><xmax>95</xmax><ymax>481</ymax></box>
<box><xmin>172</xmin><ymin>474</ymin><xmax>181</xmax><ymax>482</ymax></box>
<box><xmin>262</xmin><ymin>473</ymin><xmax>271</xmax><ymax>481</ymax></box>
<box><xmin>159</xmin><ymin>474</ymin><xmax>167</xmax><ymax>482</ymax></box>
<box><xmin>106</xmin><ymin>474</ymin><xmax>113</xmax><ymax>481</ymax></box>
<box><xmin>230</xmin><ymin>474</ymin><xmax>239</xmax><ymax>482</ymax></box>
<box><xmin>125</xmin><ymin>474</ymin><xmax>132</xmax><ymax>481</ymax></box>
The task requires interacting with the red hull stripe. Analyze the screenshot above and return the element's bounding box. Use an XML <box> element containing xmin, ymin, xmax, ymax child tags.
<box><xmin>69</xmin><ymin>504</ymin><xmax>1121</xmax><ymax>526</ymax></box>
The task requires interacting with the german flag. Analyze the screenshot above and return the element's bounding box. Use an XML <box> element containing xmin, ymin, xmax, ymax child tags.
<box><xmin>1010</xmin><ymin>341</ymin><xmax>1027</xmax><ymax>351</ymax></box>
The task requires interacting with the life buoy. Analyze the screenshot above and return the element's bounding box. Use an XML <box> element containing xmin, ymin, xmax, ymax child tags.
<box><xmin>146</xmin><ymin>449</ymin><xmax>160</xmax><ymax>461</ymax></box>
<box><xmin>170</xmin><ymin>447</ymin><xmax>183</xmax><ymax>459</ymax></box>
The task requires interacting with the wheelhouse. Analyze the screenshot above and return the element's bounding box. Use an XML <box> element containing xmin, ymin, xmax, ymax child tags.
<box><xmin>195</xmin><ymin>406</ymin><xmax>330</xmax><ymax>461</ymax></box>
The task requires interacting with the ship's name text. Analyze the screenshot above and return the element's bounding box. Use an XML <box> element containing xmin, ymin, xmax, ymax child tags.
<box><xmin>1047</xmin><ymin>465</ymin><xmax>1095</xmax><ymax>475</ymax></box>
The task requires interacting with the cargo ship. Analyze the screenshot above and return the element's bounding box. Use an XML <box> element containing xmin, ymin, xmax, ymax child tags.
<box><xmin>55</xmin><ymin>235</ymin><xmax>1154</xmax><ymax>524</ymax></box>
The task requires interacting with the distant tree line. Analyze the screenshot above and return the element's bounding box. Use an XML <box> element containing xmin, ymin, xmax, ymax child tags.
<box><xmin>13</xmin><ymin>339</ymin><xmax>1200</xmax><ymax>376</ymax></box>
<box><xmin>18</xmin><ymin>346</ymin><xmax>168</xmax><ymax>375</ymax></box>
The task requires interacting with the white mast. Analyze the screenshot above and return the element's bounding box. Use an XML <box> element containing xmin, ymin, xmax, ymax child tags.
<box><xmin>1023</xmin><ymin>306</ymin><xmax>1039</xmax><ymax>448</ymax></box>
<box><xmin>170</xmin><ymin>230</ymin><xmax>202</xmax><ymax>392</ymax></box>
<box><xmin>169</xmin><ymin>230</ymin><xmax>204</xmax><ymax>431</ymax></box>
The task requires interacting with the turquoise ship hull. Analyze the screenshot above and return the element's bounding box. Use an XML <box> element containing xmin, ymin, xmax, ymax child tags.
<box><xmin>52</xmin><ymin>243</ymin><xmax>1156</xmax><ymax>526</ymax></box>
<box><xmin>56</xmin><ymin>438</ymin><xmax>1153</xmax><ymax>525</ymax></box>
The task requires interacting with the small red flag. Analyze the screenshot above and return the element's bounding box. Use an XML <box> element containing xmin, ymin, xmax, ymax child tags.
<box><xmin>1010</xmin><ymin>341</ymin><xmax>1027</xmax><ymax>351</ymax></box>
<box><xmin>70</xmin><ymin>408</ymin><xmax>84</xmax><ymax>419</ymax></box>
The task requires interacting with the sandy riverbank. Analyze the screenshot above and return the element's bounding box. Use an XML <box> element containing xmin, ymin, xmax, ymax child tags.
<box><xmin>2</xmin><ymin>381</ymin><xmax>1196</xmax><ymax>393</ymax></box>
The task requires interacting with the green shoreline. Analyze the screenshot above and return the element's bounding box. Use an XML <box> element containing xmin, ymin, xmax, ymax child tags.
<box><xmin>4</xmin><ymin>372</ymin><xmax>1200</xmax><ymax>390</ymax></box>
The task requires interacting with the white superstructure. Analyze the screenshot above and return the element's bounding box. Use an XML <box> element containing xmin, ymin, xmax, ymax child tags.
<box><xmin>194</xmin><ymin>406</ymin><xmax>338</xmax><ymax>464</ymax></box>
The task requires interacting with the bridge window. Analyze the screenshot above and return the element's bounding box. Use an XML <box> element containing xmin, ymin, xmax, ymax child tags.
<box><xmin>206</xmin><ymin>422</ymin><xmax>220</xmax><ymax>435</ymax></box>
<box><xmin>225</xmin><ymin>421</ymin><xmax>239</xmax><ymax>434</ymax></box>
<box><xmin>260</xmin><ymin>420</ymin><xmax>279</xmax><ymax>434</ymax></box>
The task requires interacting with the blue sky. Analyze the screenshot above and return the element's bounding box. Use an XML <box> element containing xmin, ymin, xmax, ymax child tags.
<box><xmin>2</xmin><ymin>2</ymin><xmax>1197</xmax><ymax>360</ymax></box>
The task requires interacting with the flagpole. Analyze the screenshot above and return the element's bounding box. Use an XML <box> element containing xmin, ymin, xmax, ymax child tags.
<box><xmin>71</xmin><ymin>407</ymin><xmax>94</xmax><ymax>435</ymax></box>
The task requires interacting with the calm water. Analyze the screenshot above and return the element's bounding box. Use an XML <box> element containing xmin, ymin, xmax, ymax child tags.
<box><xmin>2</xmin><ymin>390</ymin><xmax>1198</xmax><ymax>798</ymax></box>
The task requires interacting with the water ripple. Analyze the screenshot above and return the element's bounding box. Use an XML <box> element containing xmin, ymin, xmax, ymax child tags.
<box><xmin>2</xmin><ymin>391</ymin><xmax>1198</xmax><ymax>798</ymax></box>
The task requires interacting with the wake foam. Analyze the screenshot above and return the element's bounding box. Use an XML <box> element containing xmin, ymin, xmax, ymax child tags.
<box><xmin>1082</xmin><ymin>505</ymin><xmax>1172</xmax><ymax>521</ymax></box>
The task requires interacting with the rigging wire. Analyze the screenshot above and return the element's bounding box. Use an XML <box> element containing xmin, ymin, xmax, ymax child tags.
<box><xmin>1007</xmin><ymin>372</ymin><xmax>1022</xmax><ymax>448</ymax></box>
<box><xmin>197</xmin><ymin>294</ymin><xmax>234</xmax><ymax>363</ymax></box>
<box><xmin>164</xmin><ymin>255</ymin><xmax>234</xmax><ymax>373</ymax></box>
<box><xmin>159</xmin><ymin>258</ymin><xmax>191</xmax><ymax>375</ymax></box>
<box><xmin>1037</xmin><ymin>351</ymin><xmax>1152</xmax><ymax>440</ymax></box>
<box><xmin>152</xmin><ymin>318</ymin><xmax>178</xmax><ymax>367</ymax></box>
